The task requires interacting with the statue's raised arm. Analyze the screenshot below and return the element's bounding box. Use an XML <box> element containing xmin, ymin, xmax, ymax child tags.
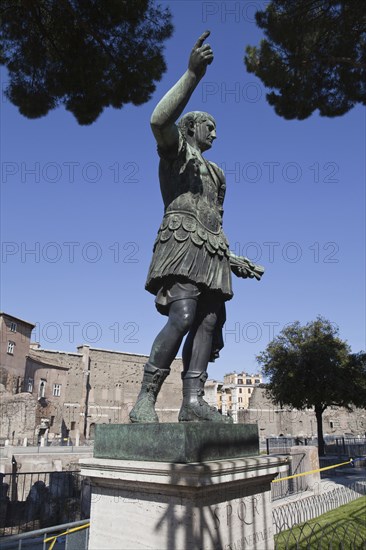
<box><xmin>150</xmin><ymin>31</ymin><xmax>213</xmax><ymax>151</ymax></box>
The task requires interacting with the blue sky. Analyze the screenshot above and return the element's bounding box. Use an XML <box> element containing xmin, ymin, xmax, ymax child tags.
<box><xmin>1</xmin><ymin>1</ymin><xmax>365</xmax><ymax>380</ymax></box>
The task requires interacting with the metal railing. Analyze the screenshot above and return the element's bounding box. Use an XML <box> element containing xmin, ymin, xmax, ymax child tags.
<box><xmin>273</xmin><ymin>482</ymin><xmax>366</xmax><ymax>534</ymax></box>
<box><xmin>266</xmin><ymin>436</ymin><xmax>366</xmax><ymax>456</ymax></box>
<box><xmin>0</xmin><ymin>519</ymin><xmax>90</xmax><ymax>549</ymax></box>
<box><xmin>0</xmin><ymin>471</ymin><xmax>90</xmax><ymax>536</ymax></box>
<box><xmin>274</xmin><ymin>517</ymin><xmax>366</xmax><ymax>549</ymax></box>
<box><xmin>324</xmin><ymin>437</ymin><xmax>366</xmax><ymax>459</ymax></box>
<box><xmin>0</xmin><ymin>438</ymin><xmax>95</xmax><ymax>448</ymax></box>
<box><xmin>271</xmin><ymin>452</ymin><xmax>308</xmax><ymax>501</ymax></box>
<box><xmin>266</xmin><ymin>437</ymin><xmax>303</xmax><ymax>454</ymax></box>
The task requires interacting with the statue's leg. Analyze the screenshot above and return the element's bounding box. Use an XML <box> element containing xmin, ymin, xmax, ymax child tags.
<box><xmin>129</xmin><ymin>298</ymin><xmax>197</xmax><ymax>423</ymax></box>
<box><xmin>149</xmin><ymin>298</ymin><xmax>197</xmax><ymax>370</ymax></box>
<box><xmin>179</xmin><ymin>298</ymin><xmax>233</xmax><ymax>423</ymax></box>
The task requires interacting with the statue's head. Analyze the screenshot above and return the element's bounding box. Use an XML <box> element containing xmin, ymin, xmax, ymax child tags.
<box><xmin>178</xmin><ymin>111</ymin><xmax>216</xmax><ymax>152</ymax></box>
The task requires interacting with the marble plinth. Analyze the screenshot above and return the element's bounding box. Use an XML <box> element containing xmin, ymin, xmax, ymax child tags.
<box><xmin>80</xmin><ymin>454</ymin><xmax>288</xmax><ymax>550</ymax></box>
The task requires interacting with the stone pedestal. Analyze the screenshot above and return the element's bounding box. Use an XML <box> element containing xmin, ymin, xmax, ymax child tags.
<box><xmin>80</xmin><ymin>424</ymin><xmax>287</xmax><ymax>550</ymax></box>
<box><xmin>290</xmin><ymin>445</ymin><xmax>320</xmax><ymax>490</ymax></box>
<box><xmin>93</xmin><ymin>423</ymin><xmax>259</xmax><ymax>463</ymax></box>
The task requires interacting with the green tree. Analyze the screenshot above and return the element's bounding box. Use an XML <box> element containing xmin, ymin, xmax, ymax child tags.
<box><xmin>257</xmin><ymin>317</ymin><xmax>366</xmax><ymax>456</ymax></box>
<box><xmin>0</xmin><ymin>0</ymin><xmax>173</xmax><ymax>124</ymax></box>
<box><xmin>245</xmin><ymin>0</ymin><xmax>366</xmax><ymax>119</ymax></box>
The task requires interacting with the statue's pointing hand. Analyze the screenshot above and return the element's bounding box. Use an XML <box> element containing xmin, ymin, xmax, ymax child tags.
<box><xmin>189</xmin><ymin>30</ymin><xmax>213</xmax><ymax>79</ymax></box>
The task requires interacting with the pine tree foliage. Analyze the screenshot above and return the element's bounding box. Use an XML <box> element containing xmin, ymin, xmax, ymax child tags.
<box><xmin>0</xmin><ymin>0</ymin><xmax>173</xmax><ymax>124</ymax></box>
<box><xmin>245</xmin><ymin>0</ymin><xmax>366</xmax><ymax>119</ymax></box>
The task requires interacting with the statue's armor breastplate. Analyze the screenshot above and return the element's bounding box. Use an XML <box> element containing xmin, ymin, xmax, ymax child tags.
<box><xmin>155</xmin><ymin>136</ymin><xmax>230</xmax><ymax>256</ymax></box>
<box><xmin>166</xmin><ymin>178</ymin><xmax>221</xmax><ymax>234</ymax></box>
<box><xmin>157</xmin><ymin>174</ymin><xmax>229</xmax><ymax>257</ymax></box>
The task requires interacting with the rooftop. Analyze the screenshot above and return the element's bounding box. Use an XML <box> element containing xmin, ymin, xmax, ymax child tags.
<box><xmin>0</xmin><ymin>312</ymin><xmax>36</xmax><ymax>328</ymax></box>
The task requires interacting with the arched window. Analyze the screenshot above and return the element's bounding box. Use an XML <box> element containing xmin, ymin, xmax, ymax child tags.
<box><xmin>89</xmin><ymin>423</ymin><xmax>96</xmax><ymax>439</ymax></box>
<box><xmin>39</xmin><ymin>379</ymin><xmax>46</xmax><ymax>398</ymax></box>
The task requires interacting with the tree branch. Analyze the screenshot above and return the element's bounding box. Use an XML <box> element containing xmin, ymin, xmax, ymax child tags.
<box><xmin>59</xmin><ymin>0</ymin><xmax>118</xmax><ymax>66</ymax></box>
<box><xmin>30</xmin><ymin>4</ymin><xmax>68</xmax><ymax>64</ymax></box>
<box><xmin>327</xmin><ymin>56</ymin><xmax>366</xmax><ymax>69</ymax></box>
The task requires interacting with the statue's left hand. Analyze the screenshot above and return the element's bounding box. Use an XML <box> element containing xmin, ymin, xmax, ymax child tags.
<box><xmin>229</xmin><ymin>253</ymin><xmax>265</xmax><ymax>281</ymax></box>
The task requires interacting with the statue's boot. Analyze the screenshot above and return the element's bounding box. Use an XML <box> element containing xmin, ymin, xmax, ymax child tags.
<box><xmin>178</xmin><ymin>371</ymin><xmax>233</xmax><ymax>423</ymax></box>
<box><xmin>129</xmin><ymin>363</ymin><xmax>170</xmax><ymax>423</ymax></box>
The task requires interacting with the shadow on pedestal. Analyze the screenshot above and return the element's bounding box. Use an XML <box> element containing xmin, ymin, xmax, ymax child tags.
<box><xmin>80</xmin><ymin>423</ymin><xmax>288</xmax><ymax>549</ymax></box>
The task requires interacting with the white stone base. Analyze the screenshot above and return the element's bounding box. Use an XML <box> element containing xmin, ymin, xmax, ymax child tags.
<box><xmin>80</xmin><ymin>456</ymin><xmax>287</xmax><ymax>550</ymax></box>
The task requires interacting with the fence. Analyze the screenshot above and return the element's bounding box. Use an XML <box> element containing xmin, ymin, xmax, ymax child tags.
<box><xmin>266</xmin><ymin>436</ymin><xmax>366</xmax><ymax>456</ymax></box>
<box><xmin>273</xmin><ymin>482</ymin><xmax>366</xmax><ymax>534</ymax></box>
<box><xmin>324</xmin><ymin>437</ymin><xmax>366</xmax><ymax>459</ymax></box>
<box><xmin>0</xmin><ymin>437</ymin><xmax>95</xmax><ymax>447</ymax></box>
<box><xmin>0</xmin><ymin>447</ymin><xmax>93</xmax><ymax>461</ymax></box>
<box><xmin>266</xmin><ymin>437</ymin><xmax>309</xmax><ymax>454</ymax></box>
<box><xmin>0</xmin><ymin>519</ymin><xmax>90</xmax><ymax>549</ymax></box>
<box><xmin>271</xmin><ymin>452</ymin><xmax>308</xmax><ymax>501</ymax></box>
<box><xmin>274</xmin><ymin>517</ymin><xmax>366</xmax><ymax>549</ymax></box>
<box><xmin>0</xmin><ymin>470</ymin><xmax>91</xmax><ymax>536</ymax></box>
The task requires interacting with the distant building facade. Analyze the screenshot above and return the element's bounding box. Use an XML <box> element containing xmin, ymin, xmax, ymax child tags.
<box><xmin>23</xmin><ymin>345</ymin><xmax>183</xmax><ymax>443</ymax></box>
<box><xmin>239</xmin><ymin>386</ymin><xmax>366</xmax><ymax>439</ymax></box>
<box><xmin>0</xmin><ymin>313</ymin><xmax>184</xmax><ymax>444</ymax></box>
<box><xmin>206</xmin><ymin>372</ymin><xmax>263</xmax><ymax>422</ymax></box>
<box><xmin>0</xmin><ymin>313</ymin><xmax>35</xmax><ymax>393</ymax></box>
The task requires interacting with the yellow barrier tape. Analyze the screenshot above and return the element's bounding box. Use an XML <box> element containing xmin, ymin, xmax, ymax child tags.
<box><xmin>272</xmin><ymin>458</ymin><xmax>353</xmax><ymax>483</ymax></box>
<box><xmin>44</xmin><ymin>522</ymin><xmax>90</xmax><ymax>549</ymax></box>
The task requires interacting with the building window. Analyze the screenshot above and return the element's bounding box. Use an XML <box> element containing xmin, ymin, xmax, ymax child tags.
<box><xmin>7</xmin><ymin>341</ymin><xmax>15</xmax><ymax>354</ymax></box>
<box><xmin>246</xmin><ymin>378</ymin><xmax>251</xmax><ymax>385</ymax></box>
<box><xmin>248</xmin><ymin>388</ymin><xmax>251</xmax><ymax>393</ymax></box>
<box><xmin>254</xmin><ymin>379</ymin><xmax>260</xmax><ymax>384</ymax></box>
<box><xmin>50</xmin><ymin>416</ymin><xmax>55</xmax><ymax>427</ymax></box>
<box><xmin>53</xmin><ymin>384</ymin><xmax>62</xmax><ymax>397</ymax></box>
<box><xmin>70</xmin><ymin>421</ymin><xmax>76</xmax><ymax>430</ymax></box>
<box><xmin>39</xmin><ymin>379</ymin><xmax>46</xmax><ymax>398</ymax></box>
<box><xmin>238</xmin><ymin>397</ymin><xmax>243</xmax><ymax>403</ymax></box>
<box><xmin>27</xmin><ymin>378</ymin><xmax>34</xmax><ymax>393</ymax></box>
<box><xmin>330</xmin><ymin>421</ymin><xmax>334</xmax><ymax>429</ymax></box>
<box><xmin>238</xmin><ymin>379</ymin><xmax>243</xmax><ymax>384</ymax></box>
<box><xmin>10</xmin><ymin>322</ymin><xmax>17</xmax><ymax>333</ymax></box>
<box><xmin>239</xmin><ymin>388</ymin><xmax>242</xmax><ymax>393</ymax></box>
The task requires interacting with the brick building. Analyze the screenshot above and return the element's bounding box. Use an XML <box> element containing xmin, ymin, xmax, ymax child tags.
<box><xmin>23</xmin><ymin>344</ymin><xmax>183</xmax><ymax>443</ymax></box>
<box><xmin>0</xmin><ymin>313</ymin><xmax>35</xmax><ymax>393</ymax></box>
<box><xmin>1</xmin><ymin>312</ymin><xmax>183</xmax><ymax>444</ymax></box>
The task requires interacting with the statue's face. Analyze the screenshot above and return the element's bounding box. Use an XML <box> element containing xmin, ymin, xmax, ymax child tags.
<box><xmin>194</xmin><ymin>118</ymin><xmax>216</xmax><ymax>152</ymax></box>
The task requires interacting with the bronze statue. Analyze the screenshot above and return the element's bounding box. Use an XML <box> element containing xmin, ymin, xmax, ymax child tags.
<box><xmin>130</xmin><ymin>31</ymin><xmax>264</xmax><ymax>424</ymax></box>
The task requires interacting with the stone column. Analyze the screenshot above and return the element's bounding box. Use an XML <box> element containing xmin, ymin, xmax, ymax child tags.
<box><xmin>78</xmin><ymin>345</ymin><xmax>90</xmax><ymax>438</ymax></box>
<box><xmin>221</xmin><ymin>389</ymin><xmax>228</xmax><ymax>416</ymax></box>
<box><xmin>231</xmin><ymin>386</ymin><xmax>238</xmax><ymax>424</ymax></box>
